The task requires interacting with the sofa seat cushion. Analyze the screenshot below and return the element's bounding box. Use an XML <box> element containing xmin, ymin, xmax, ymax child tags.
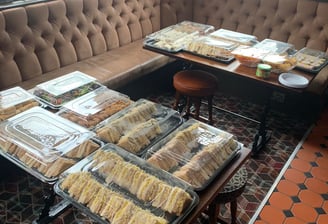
<box><xmin>15</xmin><ymin>40</ymin><xmax>173</xmax><ymax>91</ymax></box>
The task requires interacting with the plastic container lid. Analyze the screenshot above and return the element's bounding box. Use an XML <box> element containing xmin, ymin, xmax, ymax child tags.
<box><xmin>209</xmin><ymin>29</ymin><xmax>258</xmax><ymax>46</ymax></box>
<box><xmin>278</xmin><ymin>73</ymin><xmax>309</xmax><ymax>88</ymax></box>
<box><xmin>254</xmin><ymin>39</ymin><xmax>295</xmax><ymax>55</ymax></box>
<box><xmin>57</xmin><ymin>87</ymin><xmax>132</xmax><ymax>129</ymax></box>
<box><xmin>0</xmin><ymin>87</ymin><xmax>39</xmax><ymax>121</ymax></box>
<box><xmin>144</xmin><ymin>119</ymin><xmax>242</xmax><ymax>190</ymax></box>
<box><xmin>33</xmin><ymin>71</ymin><xmax>102</xmax><ymax>108</ymax></box>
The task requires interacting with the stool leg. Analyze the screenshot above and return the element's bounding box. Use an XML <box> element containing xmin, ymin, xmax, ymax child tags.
<box><xmin>208</xmin><ymin>201</ymin><xmax>219</xmax><ymax>224</ymax></box>
<box><xmin>185</xmin><ymin>97</ymin><xmax>191</xmax><ymax>118</ymax></box>
<box><xmin>208</xmin><ymin>95</ymin><xmax>214</xmax><ymax>125</ymax></box>
<box><xmin>173</xmin><ymin>91</ymin><xmax>181</xmax><ymax>111</ymax></box>
<box><xmin>193</xmin><ymin>97</ymin><xmax>201</xmax><ymax>120</ymax></box>
<box><xmin>230</xmin><ymin>199</ymin><xmax>238</xmax><ymax>224</ymax></box>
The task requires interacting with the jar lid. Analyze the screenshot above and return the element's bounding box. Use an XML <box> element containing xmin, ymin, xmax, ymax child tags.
<box><xmin>257</xmin><ymin>63</ymin><xmax>272</xmax><ymax>70</ymax></box>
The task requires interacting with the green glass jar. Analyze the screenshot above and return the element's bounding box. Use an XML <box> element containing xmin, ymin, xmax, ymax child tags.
<box><xmin>256</xmin><ymin>63</ymin><xmax>272</xmax><ymax>79</ymax></box>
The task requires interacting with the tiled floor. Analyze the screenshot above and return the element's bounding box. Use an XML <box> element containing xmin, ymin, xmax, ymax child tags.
<box><xmin>253</xmin><ymin>106</ymin><xmax>328</xmax><ymax>224</ymax></box>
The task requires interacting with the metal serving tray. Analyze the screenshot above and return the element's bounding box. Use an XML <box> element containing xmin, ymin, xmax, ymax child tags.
<box><xmin>94</xmin><ymin>98</ymin><xmax>183</xmax><ymax>156</ymax></box>
<box><xmin>144</xmin><ymin>119</ymin><xmax>242</xmax><ymax>191</ymax></box>
<box><xmin>0</xmin><ymin>107</ymin><xmax>101</xmax><ymax>184</ymax></box>
<box><xmin>54</xmin><ymin>143</ymin><xmax>199</xmax><ymax>224</ymax></box>
<box><xmin>57</xmin><ymin>86</ymin><xmax>132</xmax><ymax>130</ymax></box>
<box><xmin>0</xmin><ymin>86</ymin><xmax>39</xmax><ymax>121</ymax></box>
<box><xmin>295</xmin><ymin>47</ymin><xmax>328</xmax><ymax>74</ymax></box>
<box><xmin>33</xmin><ymin>71</ymin><xmax>102</xmax><ymax>109</ymax></box>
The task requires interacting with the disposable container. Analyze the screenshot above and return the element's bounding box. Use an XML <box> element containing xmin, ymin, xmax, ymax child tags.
<box><xmin>0</xmin><ymin>86</ymin><xmax>39</xmax><ymax>121</ymax></box>
<box><xmin>262</xmin><ymin>53</ymin><xmax>297</xmax><ymax>74</ymax></box>
<box><xmin>57</xmin><ymin>87</ymin><xmax>132</xmax><ymax>129</ymax></box>
<box><xmin>295</xmin><ymin>47</ymin><xmax>328</xmax><ymax>73</ymax></box>
<box><xmin>144</xmin><ymin>119</ymin><xmax>242</xmax><ymax>190</ymax></box>
<box><xmin>184</xmin><ymin>35</ymin><xmax>238</xmax><ymax>62</ymax></box>
<box><xmin>231</xmin><ymin>46</ymin><xmax>269</xmax><ymax>67</ymax></box>
<box><xmin>94</xmin><ymin>99</ymin><xmax>183</xmax><ymax>156</ymax></box>
<box><xmin>33</xmin><ymin>71</ymin><xmax>102</xmax><ymax>109</ymax></box>
<box><xmin>54</xmin><ymin>143</ymin><xmax>199</xmax><ymax>224</ymax></box>
<box><xmin>209</xmin><ymin>29</ymin><xmax>258</xmax><ymax>46</ymax></box>
<box><xmin>0</xmin><ymin>107</ymin><xmax>100</xmax><ymax>183</ymax></box>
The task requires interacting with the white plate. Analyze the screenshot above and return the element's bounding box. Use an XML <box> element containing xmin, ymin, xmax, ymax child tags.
<box><xmin>278</xmin><ymin>73</ymin><xmax>309</xmax><ymax>88</ymax></box>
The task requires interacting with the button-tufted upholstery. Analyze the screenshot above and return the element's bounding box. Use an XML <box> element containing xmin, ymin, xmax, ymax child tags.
<box><xmin>0</xmin><ymin>0</ymin><xmax>327</xmax><ymax>96</ymax></box>
<box><xmin>0</xmin><ymin>0</ymin><xmax>171</xmax><ymax>90</ymax></box>
<box><xmin>163</xmin><ymin>0</ymin><xmax>328</xmax><ymax>95</ymax></box>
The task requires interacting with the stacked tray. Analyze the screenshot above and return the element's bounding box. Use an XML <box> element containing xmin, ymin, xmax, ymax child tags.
<box><xmin>294</xmin><ymin>47</ymin><xmax>328</xmax><ymax>74</ymax></box>
<box><xmin>33</xmin><ymin>71</ymin><xmax>102</xmax><ymax>109</ymax></box>
<box><xmin>94</xmin><ymin>99</ymin><xmax>183</xmax><ymax>156</ymax></box>
<box><xmin>144</xmin><ymin>119</ymin><xmax>242</xmax><ymax>190</ymax></box>
<box><xmin>57</xmin><ymin>86</ymin><xmax>132</xmax><ymax>130</ymax></box>
<box><xmin>54</xmin><ymin>144</ymin><xmax>199</xmax><ymax>224</ymax></box>
<box><xmin>0</xmin><ymin>86</ymin><xmax>39</xmax><ymax>121</ymax></box>
<box><xmin>144</xmin><ymin>21</ymin><xmax>214</xmax><ymax>52</ymax></box>
<box><xmin>0</xmin><ymin>107</ymin><xmax>101</xmax><ymax>184</ymax></box>
<box><xmin>184</xmin><ymin>35</ymin><xmax>238</xmax><ymax>63</ymax></box>
<box><xmin>209</xmin><ymin>29</ymin><xmax>258</xmax><ymax>46</ymax></box>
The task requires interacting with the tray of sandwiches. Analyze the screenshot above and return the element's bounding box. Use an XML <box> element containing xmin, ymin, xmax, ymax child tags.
<box><xmin>54</xmin><ymin>143</ymin><xmax>199</xmax><ymax>224</ymax></box>
<box><xmin>0</xmin><ymin>107</ymin><xmax>102</xmax><ymax>184</ymax></box>
<box><xmin>294</xmin><ymin>47</ymin><xmax>328</xmax><ymax>74</ymax></box>
<box><xmin>33</xmin><ymin>71</ymin><xmax>102</xmax><ymax>109</ymax></box>
<box><xmin>144</xmin><ymin>21</ymin><xmax>214</xmax><ymax>53</ymax></box>
<box><xmin>184</xmin><ymin>35</ymin><xmax>238</xmax><ymax>63</ymax></box>
<box><xmin>209</xmin><ymin>29</ymin><xmax>258</xmax><ymax>47</ymax></box>
<box><xmin>0</xmin><ymin>86</ymin><xmax>39</xmax><ymax>121</ymax></box>
<box><xmin>94</xmin><ymin>99</ymin><xmax>183</xmax><ymax>156</ymax></box>
<box><xmin>57</xmin><ymin>86</ymin><xmax>132</xmax><ymax>130</ymax></box>
<box><xmin>144</xmin><ymin>119</ymin><xmax>242</xmax><ymax>191</ymax></box>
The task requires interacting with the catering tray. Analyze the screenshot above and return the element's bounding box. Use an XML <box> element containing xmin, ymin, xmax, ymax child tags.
<box><xmin>33</xmin><ymin>71</ymin><xmax>102</xmax><ymax>109</ymax></box>
<box><xmin>183</xmin><ymin>36</ymin><xmax>238</xmax><ymax>63</ymax></box>
<box><xmin>57</xmin><ymin>86</ymin><xmax>132</xmax><ymax>129</ymax></box>
<box><xmin>209</xmin><ymin>29</ymin><xmax>258</xmax><ymax>46</ymax></box>
<box><xmin>144</xmin><ymin>119</ymin><xmax>242</xmax><ymax>191</ymax></box>
<box><xmin>254</xmin><ymin>39</ymin><xmax>295</xmax><ymax>55</ymax></box>
<box><xmin>144</xmin><ymin>21</ymin><xmax>214</xmax><ymax>53</ymax></box>
<box><xmin>94</xmin><ymin>99</ymin><xmax>183</xmax><ymax>156</ymax></box>
<box><xmin>294</xmin><ymin>47</ymin><xmax>328</xmax><ymax>74</ymax></box>
<box><xmin>0</xmin><ymin>86</ymin><xmax>39</xmax><ymax>121</ymax></box>
<box><xmin>54</xmin><ymin>143</ymin><xmax>199</xmax><ymax>224</ymax></box>
<box><xmin>0</xmin><ymin>107</ymin><xmax>101</xmax><ymax>184</ymax></box>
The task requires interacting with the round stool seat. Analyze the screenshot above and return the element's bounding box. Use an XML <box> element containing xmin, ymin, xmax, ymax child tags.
<box><xmin>216</xmin><ymin>166</ymin><xmax>248</xmax><ymax>203</ymax></box>
<box><xmin>173</xmin><ymin>70</ymin><xmax>218</xmax><ymax>97</ymax></box>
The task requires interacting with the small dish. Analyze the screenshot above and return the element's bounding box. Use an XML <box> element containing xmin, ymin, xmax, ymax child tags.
<box><xmin>278</xmin><ymin>73</ymin><xmax>309</xmax><ymax>88</ymax></box>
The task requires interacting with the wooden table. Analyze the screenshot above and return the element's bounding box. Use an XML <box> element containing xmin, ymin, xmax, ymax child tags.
<box><xmin>144</xmin><ymin>45</ymin><xmax>314</xmax><ymax>155</ymax></box>
<box><xmin>182</xmin><ymin>147</ymin><xmax>252</xmax><ymax>224</ymax></box>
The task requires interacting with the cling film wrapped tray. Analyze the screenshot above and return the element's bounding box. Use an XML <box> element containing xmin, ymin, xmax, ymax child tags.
<box><xmin>144</xmin><ymin>21</ymin><xmax>214</xmax><ymax>53</ymax></box>
<box><xmin>33</xmin><ymin>71</ymin><xmax>102</xmax><ymax>109</ymax></box>
<box><xmin>0</xmin><ymin>107</ymin><xmax>101</xmax><ymax>184</ymax></box>
<box><xmin>57</xmin><ymin>86</ymin><xmax>132</xmax><ymax>129</ymax></box>
<box><xmin>94</xmin><ymin>99</ymin><xmax>183</xmax><ymax>156</ymax></box>
<box><xmin>144</xmin><ymin>119</ymin><xmax>242</xmax><ymax>191</ymax></box>
<box><xmin>295</xmin><ymin>47</ymin><xmax>328</xmax><ymax>74</ymax></box>
<box><xmin>54</xmin><ymin>143</ymin><xmax>199</xmax><ymax>224</ymax></box>
<box><xmin>209</xmin><ymin>29</ymin><xmax>258</xmax><ymax>46</ymax></box>
<box><xmin>0</xmin><ymin>87</ymin><xmax>39</xmax><ymax>121</ymax></box>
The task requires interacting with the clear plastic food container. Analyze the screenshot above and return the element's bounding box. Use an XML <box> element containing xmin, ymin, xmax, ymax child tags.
<box><xmin>94</xmin><ymin>99</ymin><xmax>183</xmax><ymax>156</ymax></box>
<box><xmin>295</xmin><ymin>47</ymin><xmax>328</xmax><ymax>73</ymax></box>
<box><xmin>33</xmin><ymin>71</ymin><xmax>102</xmax><ymax>109</ymax></box>
<box><xmin>263</xmin><ymin>53</ymin><xmax>297</xmax><ymax>73</ymax></box>
<box><xmin>0</xmin><ymin>87</ymin><xmax>39</xmax><ymax>121</ymax></box>
<box><xmin>0</xmin><ymin>107</ymin><xmax>100</xmax><ymax>183</ymax></box>
<box><xmin>184</xmin><ymin>36</ymin><xmax>238</xmax><ymax>62</ymax></box>
<box><xmin>144</xmin><ymin>21</ymin><xmax>214</xmax><ymax>52</ymax></box>
<box><xmin>57</xmin><ymin>87</ymin><xmax>132</xmax><ymax>129</ymax></box>
<box><xmin>209</xmin><ymin>29</ymin><xmax>258</xmax><ymax>46</ymax></box>
<box><xmin>254</xmin><ymin>39</ymin><xmax>295</xmax><ymax>55</ymax></box>
<box><xmin>231</xmin><ymin>46</ymin><xmax>269</xmax><ymax>67</ymax></box>
<box><xmin>144</xmin><ymin>119</ymin><xmax>242</xmax><ymax>190</ymax></box>
<box><xmin>54</xmin><ymin>144</ymin><xmax>199</xmax><ymax>224</ymax></box>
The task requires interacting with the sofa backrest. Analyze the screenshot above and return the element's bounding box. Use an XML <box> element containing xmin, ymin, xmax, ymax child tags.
<box><xmin>191</xmin><ymin>0</ymin><xmax>328</xmax><ymax>53</ymax></box>
<box><xmin>0</xmin><ymin>0</ymin><xmax>161</xmax><ymax>90</ymax></box>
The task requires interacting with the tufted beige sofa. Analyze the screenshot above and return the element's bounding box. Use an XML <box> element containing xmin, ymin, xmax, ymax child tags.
<box><xmin>0</xmin><ymin>0</ymin><xmax>328</xmax><ymax>97</ymax></box>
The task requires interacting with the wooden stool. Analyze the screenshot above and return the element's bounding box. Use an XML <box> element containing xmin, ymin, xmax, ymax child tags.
<box><xmin>208</xmin><ymin>166</ymin><xmax>248</xmax><ymax>224</ymax></box>
<box><xmin>173</xmin><ymin>70</ymin><xmax>218</xmax><ymax>124</ymax></box>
